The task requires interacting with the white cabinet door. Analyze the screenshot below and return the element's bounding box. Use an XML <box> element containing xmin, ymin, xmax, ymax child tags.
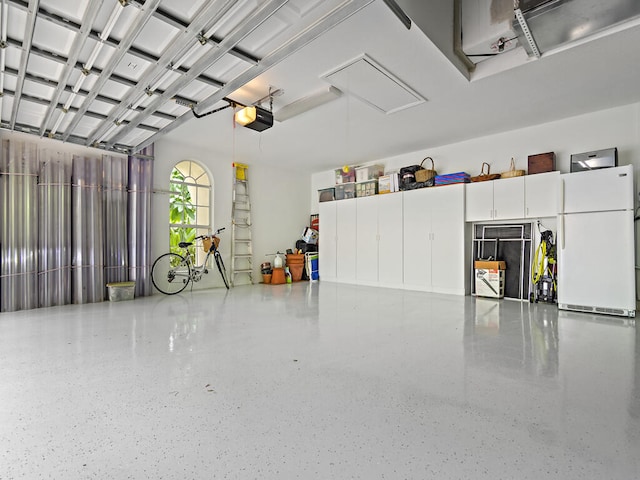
<box><xmin>430</xmin><ymin>184</ymin><xmax>466</xmax><ymax>295</ymax></box>
<box><xmin>336</xmin><ymin>199</ymin><xmax>357</xmax><ymax>283</ymax></box>
<box><xmin>465</xmin><ymin>181</ymin><xmax>494</xmax><ymax>221</ymax></box>
<box><xmin>356</xmin><ymin>195</ymin><xmax>379</xmax><ymax>285</ymax></box>
<box><xmin>525</xmin><ymin>171</ymin><xmax>559</xmax><ymax>218</ymax></box>
<box><xmin>403</xmin><ymin>188</ymin><xmax>431</xmax><ymax>291</ymax></box>
<box><xmin>378</xmin><ymin>193</ymin><xmax>403</xmax><ymax>288</ymax></box>
<box><xmin>318</xmin><ymin>201</ymin><xmax>337</xmax><ymax>281</ymax></box>
<box><xmin>493</xmin><ymin>177</ymin><xmax>525</xmax><ymax>220</ymax></box>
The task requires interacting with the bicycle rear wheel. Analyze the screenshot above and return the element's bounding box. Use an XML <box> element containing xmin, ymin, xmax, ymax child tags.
<box><xmin>214</xmin><ymin>252</ymin><xmax>230</xmax><ymax>289</ymax></box>
<box><xmin>151</xmin><ymin>253</ymin><xmax>191</xmax><ymax>294</ymax></box>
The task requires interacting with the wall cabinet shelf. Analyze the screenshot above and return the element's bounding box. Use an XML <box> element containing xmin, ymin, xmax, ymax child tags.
<box><xmin>465</xmin><ymin>177</ymin><xmax>525</xmax><ymax>221</ymax></box>
<box><xmin>465</xmin><ymin>172</ymin><xmax>559</xmax><ymax>222</ymax></box>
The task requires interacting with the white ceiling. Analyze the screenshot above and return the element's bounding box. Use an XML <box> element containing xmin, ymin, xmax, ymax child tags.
<box><xmin>2</xmin><ymin>0</ymin><xmax>640</xmax><ymax>173</ymax></box>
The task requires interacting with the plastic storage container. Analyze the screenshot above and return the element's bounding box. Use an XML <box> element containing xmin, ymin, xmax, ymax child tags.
<box><xmin>106</xmin><ymin>282</ymin><xmax>135</xmax><ymax>301</ymax></box>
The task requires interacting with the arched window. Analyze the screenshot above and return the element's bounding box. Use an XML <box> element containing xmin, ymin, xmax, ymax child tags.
<box><xmin>169</xmin><ymin>160</ymin><xmax>211</xmax><ymax>263</ymax></box>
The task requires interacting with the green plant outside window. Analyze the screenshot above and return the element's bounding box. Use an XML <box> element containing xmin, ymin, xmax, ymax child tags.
<box><xmin>169</xmin><ymin>161</ymin><xmax>211</xmax><ymax>263</ymax></box>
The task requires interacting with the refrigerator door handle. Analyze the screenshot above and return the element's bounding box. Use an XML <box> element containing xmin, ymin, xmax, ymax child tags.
<box><xmin>559</xmin><ymin>178</ymin><xmax>565</xmax><ymax>214</ymax></box>
<box><xmin>561</xmin><ymin>214</ymin><xmax>565</xmax><ymax>250</ymax></box>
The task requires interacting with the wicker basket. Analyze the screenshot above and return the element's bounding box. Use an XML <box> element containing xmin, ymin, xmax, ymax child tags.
<box><xmin>500</xmin><ymin>158</ymin><xmax>526</xmax><ymax>179</ymax></box>
<box><xmin>415</xmin><ymin>157</ymin><xmax>437</xmax><ymax>183</ymax></box>
<box><xmin>470</xmin><ymin>162</ymin><xmax>501</xmax><ymax>182</ymax></box>
<box><xmin>202</xmin><ymin>235</ymin><xmax>220</xmax><ymax>253</ymax></box>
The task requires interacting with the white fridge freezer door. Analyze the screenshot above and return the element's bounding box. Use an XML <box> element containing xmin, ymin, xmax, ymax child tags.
<box><xmin>559</xmin><ymin>164</ymin><xmax>634</xmax><ymax>214</ymax></box>
<box><xmin>557</xmin><ymin>210</ymin><xmax>636</xmax><ymax>315</ymax></box>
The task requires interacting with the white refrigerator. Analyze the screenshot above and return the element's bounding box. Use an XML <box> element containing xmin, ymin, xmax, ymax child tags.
<box><xmin>557</xmin><ymin>164</ymin><xmax>636</xmax><ymax>317</ymax></box>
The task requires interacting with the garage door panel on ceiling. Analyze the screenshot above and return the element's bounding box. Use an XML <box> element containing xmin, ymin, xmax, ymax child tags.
<box><xmin>39</xmin><ymin>0</ymin><xmax>91</xmax><ymax>24</ymax></box>
<box><xmin>158</xmin><ymin>0</ymin><xmax>210</xmax><ymax>24</ymax></box>
<box><xmin>132</xmin><ymin>15</ymin><xmax>181</xmax><ymax>58</ymax></box>
<box><xmin>25</xmin><ymin>55</ymin><xmax>64</xmax><ymax>84</ymax></box>
<box><xmin>22</xmin><ymin>79</ymin><xmax>55</xmax><ymax>103</ymax></box>
<box><xmin>15</xmin><ymin>101</ymin><xmax>47</xmax><ymax>130</ymax></box>
<box><xmin>32</xmin><ymin>18</ymin><xmax>76</xmax><ymax>57</ymax></box>
<box><xmin>113</xmin><ymin>53</ymin><xmax>154</xmax><ymax>83</ymax></box>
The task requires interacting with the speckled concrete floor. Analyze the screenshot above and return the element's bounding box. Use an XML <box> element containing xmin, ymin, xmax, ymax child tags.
<box><xmin>0</xmin><ymin>282</ymin><xmax>638</xmax><ymax>479</ymax></box>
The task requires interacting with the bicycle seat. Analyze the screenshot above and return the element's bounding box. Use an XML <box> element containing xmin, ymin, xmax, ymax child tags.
<box><xmin>178</xmin><ymin>242</ymin><xmax>192</xmax><ymax>248</ymax></box>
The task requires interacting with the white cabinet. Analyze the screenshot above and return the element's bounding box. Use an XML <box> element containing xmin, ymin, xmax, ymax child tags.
<box><xmin>465</xmin><ymin>177</ymin><xmax>526</xmax><ymax>221</ymax></box>
<box><xmin>318</xmin><ymin>199</ymin><xmax>356</xmax><ymax>283</ymax></box>
<box><xmin>465</xmin><ymin>181</ymin><xmax>493</xmax><ymax>221</ymax></box>
<box><xmin>524</xmin><ymin>171</ymin><xmax>559</xmax><ymax>218</ymax></box>
<box><xmin>336</xmin><ymin>198</ymin><xmax>357</xmax><ymax>283</ymax></box>
<box><xmin>356</xmin><ymin>194</ymin><xmax>403</xmax><ymax>287</ymax></box>
<box><xmin>356</xmin><ymin>196</ymin><xmax>379</xmax><ymax>284</ymax></box>
<box><xmin>403</xmin><ymin>184</ymin><xmax>467</xmax><ymax>295</ymax></box>
<box><xmin>494</xmin><ymin>177</ymin><xmax>525</xmax><ymax>219</ymax></box>
<box><xmin>318</xmin><ymin>201</ymin><xmax>337</xmax><ymax>281</ymax></box>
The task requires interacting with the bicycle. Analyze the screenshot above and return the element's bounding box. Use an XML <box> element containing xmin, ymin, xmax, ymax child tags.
<box><xmin>151</xmin><ymin>227</ymin><xmax>230</xmax><ymax>295</ymax></box>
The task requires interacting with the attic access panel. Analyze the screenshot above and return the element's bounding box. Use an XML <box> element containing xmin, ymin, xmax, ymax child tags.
<box><xmin>322</xmin><ymin>54</ymin><xmax>426</xmax><ymax>114</ymax></box>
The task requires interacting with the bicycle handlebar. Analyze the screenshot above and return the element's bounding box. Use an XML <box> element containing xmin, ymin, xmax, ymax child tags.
<box><xmin>196</xmin><ymin>227</ymin><xmax>225</xmax><ymax>240</ymax></box>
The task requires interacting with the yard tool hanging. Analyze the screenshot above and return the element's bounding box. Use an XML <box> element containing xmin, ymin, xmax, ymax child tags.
<box><xmin>530</xmin><ymin>225</ymin><xmax>556</xmax><ymax>303</ymax></box>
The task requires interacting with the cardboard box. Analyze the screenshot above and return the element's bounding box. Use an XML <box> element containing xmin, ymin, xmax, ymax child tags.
<box><xmin>474</xmin><ymin>260</ymin><xmax>506</xmax><ymax>270</ymax></box>
<box><xmin>378</xmin><ymin>175</ymin><xmax>391</xmax><ymax>194</ymax></box>
<box><xmin>475</xmin><ymin>268</ymin><xmax>505</xmax><ymax>298</ymax></box>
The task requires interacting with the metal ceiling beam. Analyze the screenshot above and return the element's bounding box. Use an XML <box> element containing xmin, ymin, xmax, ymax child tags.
<box><xmin>151</xmin><ymin>5</ymin><xmax>260</xmax><ymax>65</ymax></box>
<box><xmin>86</xmin><ymin>0</ymin><xmax>240</xmax><ymax>145</ymax></box>
<box><xmin>133</xmin><ymin>0</ymin><xmax>376</xmax><ymax>152</ymax></box>
<box><xmin>108</xmin><ymin>0</ymin><xmax>290</xmax><ymax>147</ymax></box>
<box><xmin>61</xmin><ymin>0</ymin><xmax>163</xmax><ymax>142</ymax></box>
<box><xmin>1</xmin><ymin>87</ymin><xmax>161</xmax><ymax>133</ymax></box>
<box><xmin>3</xmin><ymin>65</ymin><xmax>179</xmax><ymax>123</ymax></box>
<box><xmin>9</xmin><ymin>0</ymin><xmax>39</xmax><ymax>129</ymax></box>
<box><xmin>38</xmin><ymin>0</ymin><xmax>102</xmax><ymax>136</ymax></box>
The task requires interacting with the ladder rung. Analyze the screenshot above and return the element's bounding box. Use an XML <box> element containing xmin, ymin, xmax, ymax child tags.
<box><xmin>234</xmin><ymin>254</ymin><xmax>253</xmax><ymax>258</ymax></box>
<box><xmin>233</xmin><ymin>269</ymin><xmax>253</xmax><ymax>274</ymax></box>
<box><xmin>234</xmin><ymin>239</ymin><xmax>252</xmax><ymax>243</ymax></box>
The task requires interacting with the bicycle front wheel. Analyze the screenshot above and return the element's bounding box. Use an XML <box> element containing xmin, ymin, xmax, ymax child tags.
<box><xmin>214</xmin><ymin>252</ymin><xmax>230</xmax><ymax>289</ymax></box>
<box><xmin>151</xmin><ymin>253</ymin><xmax>191</xmax><ymax>295</ymax></box>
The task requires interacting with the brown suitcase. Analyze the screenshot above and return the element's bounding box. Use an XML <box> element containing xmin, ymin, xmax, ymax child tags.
<box><xmin>528</xmin><ymin>152</ymin><xmax>555</xmax><ymax>174</ymax></box>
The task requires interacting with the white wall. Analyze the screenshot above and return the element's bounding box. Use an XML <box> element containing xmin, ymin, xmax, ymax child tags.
<box><xmin>311</xmin><ymin>102</ymin><xmax>640</xmax><ymax>212</ymax></box>
<box><xmin>154</xmin><ymin>136</ymin><xmax>311</xmax><ymax>289</ymax></box>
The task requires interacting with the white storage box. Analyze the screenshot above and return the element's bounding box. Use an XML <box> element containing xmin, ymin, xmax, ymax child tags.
<box><xmin>106</xmin><ymin>282</ymin><xmax>135</xmax><ymax>302</ymax></box>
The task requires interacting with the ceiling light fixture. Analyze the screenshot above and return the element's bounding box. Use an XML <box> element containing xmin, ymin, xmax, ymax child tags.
<box><xmin>274</xmin><ymin>86</ymin><xmax>342</xmax><ymax>122</ymax></box>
